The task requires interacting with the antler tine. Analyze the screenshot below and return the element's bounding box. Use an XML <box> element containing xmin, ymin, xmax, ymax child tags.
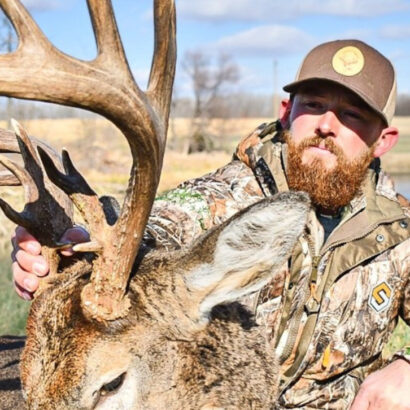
<box><xmin>0</xmin><ymin>128</ymin><xmax>29</xmax><ymax>153</ymax></box>
<box><xmin>0</xmin><ymin>153</ymin><xmax>38</xmax><ymax>202</ymax></box>
<box><xmin>0</xmin><ymin>0</ymin><xmax>50</xmax><ymax>49</ymax></box>
<box><xmin>87</xmin><ymin>0</ymin><xmax>130</xmax><ymax>72</ymax></box>
<box><xmin>11</xmin><ymin>120</ymin><xmax>74</xmax><ymax>239</ymax></box>
<box><xmin>147</xmin><ymin>0</ymin><xmax>177</xmax><ymax>121</ymax></box>
<box><xmin>0</xmin><ymin>128</ymin><xmax>68</xmax><ymax>187</ymax></box>
<box><xmin>0</xmin><ymin>0</ymin><xmax>137</xmax><ymax>114</ymax></box>
<box><xmin>0</xmin><ymin>128</ymin><xmax>68</xmax><ymax>169</ymax></box>
<box><xmin>0</xmin><ymin>152</ymin><xmax>38</xmax><ymax>226</ymax></box>
<box><xmin>38</xmin><ymin>147</ymin><xmax>106</xmax><ymax>237</ymax></box>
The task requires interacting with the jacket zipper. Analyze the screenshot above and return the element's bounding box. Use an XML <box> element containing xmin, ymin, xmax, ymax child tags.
<box><xmin>279</xmin><ymin>239</ymin><xmax>319</xmax><ymax>363</ymax></box>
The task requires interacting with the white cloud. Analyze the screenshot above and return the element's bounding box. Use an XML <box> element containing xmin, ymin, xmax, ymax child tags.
<box><xmin>210</xmin><ymin>25</ymin><xmax>314</xmax><ymax>56</ymax></box>
<box><xmin>178</xmin><ymin>0</ymin><xmax>410</xmax><ymax>21</ymax></box>
<box><xmin>234</xmin><ymin>65</ymin><xmax>278</xmax><ymax>93</ymax></box>
<box><xmin>380</xmin><ymin>24</ymin><xmax>410</xmax><ymax>39</ymax></box>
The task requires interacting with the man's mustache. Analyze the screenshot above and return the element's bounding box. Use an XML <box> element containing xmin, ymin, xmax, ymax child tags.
<box><xmin>296</xmin><ymin>136</ymin><xmax>344</xmax><ymax>157</ymax></box>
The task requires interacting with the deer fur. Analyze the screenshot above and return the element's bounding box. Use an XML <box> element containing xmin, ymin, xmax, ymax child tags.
<box><xmin>15</xmin><ymin>192</ymin><xmax>309</xmax><ymax>409</ymax></box>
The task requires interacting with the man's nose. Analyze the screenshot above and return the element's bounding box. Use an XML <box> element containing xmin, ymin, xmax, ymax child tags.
<box><xmin>315</xmin><ymin>110</ymin><xmax>339</xmax><ymax>137</ymax></box>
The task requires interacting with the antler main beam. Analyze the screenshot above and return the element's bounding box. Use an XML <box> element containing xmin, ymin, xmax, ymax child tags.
<box><xmin>0</xmin><ymin>0</ymin><xmax>176</xmax><ymax>321</ymax></box>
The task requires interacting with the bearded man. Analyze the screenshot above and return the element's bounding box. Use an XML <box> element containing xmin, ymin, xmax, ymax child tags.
<box><xmin>11</xmin><ymin>40</ymin><xmax>410</xmax><ymax>409</ymax></box>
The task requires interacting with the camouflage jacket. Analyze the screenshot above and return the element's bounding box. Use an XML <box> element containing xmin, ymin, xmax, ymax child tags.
<box><xmin>146</xmin><ymin>121</ymin><xmax>410</xmax><ymax>409</ymax></box>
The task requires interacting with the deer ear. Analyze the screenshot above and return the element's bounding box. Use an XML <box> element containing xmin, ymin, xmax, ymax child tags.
<box><xmin>183</xmin><ymin>192</ymin><xmax>309</xmax><ymax>323</ymax></box>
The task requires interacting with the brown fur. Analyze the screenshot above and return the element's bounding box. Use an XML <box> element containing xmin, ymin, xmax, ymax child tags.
<box><xmin>21</xmin><ymin>259</ymin><xmax>98</xmax><ymax>407</ymax></box>
<box><xmin>17</xmin><ymin>253</ymin><xmax>277</xmax><ymax>409</ymax></box>
<box><xmin>19</xmin><ymin>259</ymin><xmax>278</xmax><ymax>409</ymax></box>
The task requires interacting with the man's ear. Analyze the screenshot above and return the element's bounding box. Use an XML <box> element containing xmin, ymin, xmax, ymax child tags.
<box><xmin>279</xmin><ymin>99</ymin><xmax>292</xmax><ymax>128</ymax></box>
<box><xmin>373</xmin><ymin>126</ymin><xmax>399</xmax><ymax>158</ymax></box>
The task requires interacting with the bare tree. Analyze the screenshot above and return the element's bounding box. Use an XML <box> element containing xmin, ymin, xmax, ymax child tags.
<box><xmin>182</xmin><ymin>50</ymin><xmax>239</xmax><ymax>153</ymax></box>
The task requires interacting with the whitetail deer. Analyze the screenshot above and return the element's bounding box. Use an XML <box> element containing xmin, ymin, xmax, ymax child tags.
<box><xmin>0</xmin><ymin>0</ymin><xmax>309</xmax><ymax>408</ymax></box>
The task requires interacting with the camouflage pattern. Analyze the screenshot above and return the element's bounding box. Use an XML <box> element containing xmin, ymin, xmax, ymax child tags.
<box><xmin>146</xmin><ymin>158</ymin><xmax>265</xmax><ymax>250</ymax></box>
<box><xmin>145</xmin><ymin>121</ymin><xmax>410</xmax><ymax>408</ymax></box>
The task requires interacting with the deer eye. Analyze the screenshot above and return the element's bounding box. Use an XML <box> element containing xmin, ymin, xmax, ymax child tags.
<box><xmin>100</xmin><ymin>372</ymin><xmax>126</xmax><ymax>396</ymax></box>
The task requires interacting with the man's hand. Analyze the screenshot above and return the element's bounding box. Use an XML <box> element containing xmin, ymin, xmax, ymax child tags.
<box><xmin>350</xmin><ymin>358</ymin><xmax>410</xmax><ymax>410</ymax></box>
<box><xmin>11</xmin><ymin>226</ymin><xmax>89</xmax><ymax>300</ymax></box>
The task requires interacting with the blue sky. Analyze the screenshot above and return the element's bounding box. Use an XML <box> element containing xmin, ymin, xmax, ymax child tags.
<box><xmin>3</xmin><ymin>0</ymin><xmax>410</xmax><ymax>101</ymax></box>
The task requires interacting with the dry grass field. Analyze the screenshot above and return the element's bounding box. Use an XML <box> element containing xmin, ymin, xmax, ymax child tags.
<box><xmin>2</xmin><ymin>115</ymin><xmax>408</xmax><ymax>180</ymax></box>
<box><xmin>0</xmin><ymin>116</ymin><xmax>409</xmax><ymax>355</ymax></box>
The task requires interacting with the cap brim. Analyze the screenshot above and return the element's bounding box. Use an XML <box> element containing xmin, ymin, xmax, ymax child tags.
<box><xmin>283</xmin><ymin>78</ymin><xmax>389</xmax><ymax>125</ymax></box>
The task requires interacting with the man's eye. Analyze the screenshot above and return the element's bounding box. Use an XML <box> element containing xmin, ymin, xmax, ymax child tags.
<box><xmin>344</xmin><ymin>110</ymin><xmax>363</xmax><ymax>120</ymax></box>
<box><xmin>305</xmin><ymin>101</ymin><xmax>323</xmax><ymax>110</ymax></box>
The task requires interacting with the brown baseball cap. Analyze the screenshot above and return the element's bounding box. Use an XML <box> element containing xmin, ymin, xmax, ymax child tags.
<box><xmin>283</xmin><ymin>39</ymin><xmax>396</xmax><ymax>125</ymax></box>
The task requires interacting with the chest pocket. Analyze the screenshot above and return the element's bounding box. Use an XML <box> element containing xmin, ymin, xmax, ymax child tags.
<box><xmin>321</xmin><ymin>255</ymin><xmax>401</xmax><ymax>367</ymax></box>
<box><xmin>330</xmin><ymin>254</ymin><xmax>401</xmax><ymax>323</ymax></box>
<box><xmin>324</xmin><ymin>220</ymin><xmax>409</xmax><ymax>293</ymax></box>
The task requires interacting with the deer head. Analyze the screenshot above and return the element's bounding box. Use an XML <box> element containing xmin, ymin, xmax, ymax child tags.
<box><xmin>21</xmin><ymin>192</ymin><xmax>309</xmax><ymax>409</ymax></box>
<box><xmin>0</xmin><ymin>1</ymin><xmax>310</xmax><ymax>408</ymax></box>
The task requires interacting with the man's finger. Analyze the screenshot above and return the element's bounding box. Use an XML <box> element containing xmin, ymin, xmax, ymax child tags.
<box><xmin>14</xmin><ymin>280</ymin><xmax>34</xmax><ymax>301</ymax></box>
<box><xmin>12</xmin><ymin>261</ymin><xmax>40</xmax><ymax>294</ymax></box>
<box><xmin>15</xmin><ymin>250</ymin><xmax>49</xmax><ymax>277</ymax></box>
<box><xmin>14</xmin><ymin>226</ymin><xmax>41</xmax><ymax>255</ymax></box>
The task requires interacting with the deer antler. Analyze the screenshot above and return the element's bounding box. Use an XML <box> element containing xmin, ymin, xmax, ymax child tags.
<box><xmin>0</xmin><ymin>0</ymin><xmax>176</xmax><ymax>321</ymax></box>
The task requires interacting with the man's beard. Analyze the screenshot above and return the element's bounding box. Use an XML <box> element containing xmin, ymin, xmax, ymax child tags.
<box><xmin>285</xmin><ymin>131</ymin><xmax>375</xmax><ymax>213</ymax></box>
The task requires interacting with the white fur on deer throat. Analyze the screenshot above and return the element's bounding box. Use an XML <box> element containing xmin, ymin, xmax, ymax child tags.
<box><xmin>185</xmin><ymin>197</ymin><xmax>307</xmax><ymax>322</ymax></box>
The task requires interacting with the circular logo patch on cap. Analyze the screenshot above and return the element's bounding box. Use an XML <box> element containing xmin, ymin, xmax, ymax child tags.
<box><xmin>332</xmin><ymin>46</ymin><xmax>364</xmax><ymax>76</ymax></box>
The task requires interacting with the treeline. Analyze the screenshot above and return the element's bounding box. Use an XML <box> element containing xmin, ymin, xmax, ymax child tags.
<box><xmin>396</xmin><ymin>94</ymin><xmax>410</xmax><ymax>116</ymax></box>
<box><xmin>172</xmin><ymin>93</ymin><xmax>410</xmax><ymax>118</ymax></box>
<box><xmin>1</xmin><ymin>93</ymin><xmax>410</xmax><ymax>121</ymax></box>
<box><xmin>0</xmin><ymin>98</ymin><xmax>95</xmax><ymax>121</ymax></box>
<box><xmin>171</xmin><ymin>94</ymin><xmax>276</xmax><ymax>118</ymax></box>
<box><xmin>0</xmin><ymin>94</ymin><xmax>274</xmax><ymax>121</ymax></box>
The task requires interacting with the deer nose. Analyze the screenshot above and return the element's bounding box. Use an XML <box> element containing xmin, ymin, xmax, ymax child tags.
<box><xmin>315</xmin><ymin>110</ymin><xmax>339</xmax><ymax>137</ymax></box>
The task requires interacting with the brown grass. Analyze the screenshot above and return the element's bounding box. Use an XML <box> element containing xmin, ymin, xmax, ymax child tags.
<box><xmin>392</xmin><ymin>116</ymin><xmax>410</xmax><ymax>137</ymax></box>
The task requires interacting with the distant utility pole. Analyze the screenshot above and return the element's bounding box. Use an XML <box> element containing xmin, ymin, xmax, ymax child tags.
<box><xmin>0</xmin><ymin>16</ymin><xmax>17</xmax><ymax>127</ymax></box>
<box><xmin>273</xmin><ymin>59</ymin><xmax>279</xmax><ymax>118</ymax></box>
